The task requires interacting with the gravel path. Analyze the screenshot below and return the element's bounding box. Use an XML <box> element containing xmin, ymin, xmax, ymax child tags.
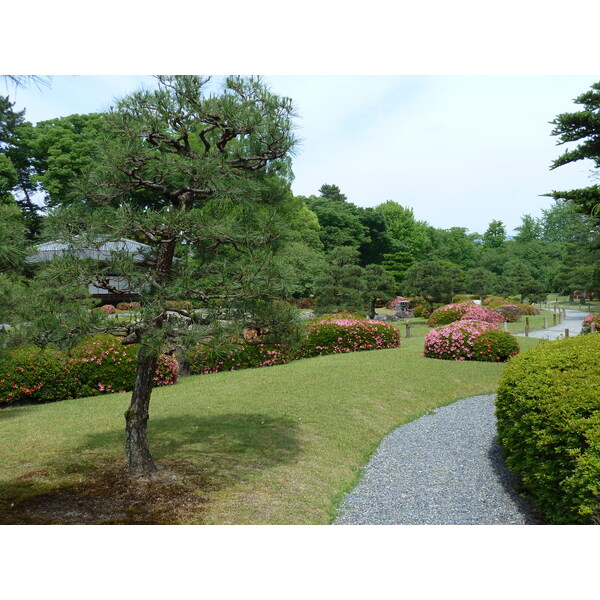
<box><xmin>334</xmin><ymin>394</ymin><xmax>544</xmax><ymax>524</ymax></box>
<box><xmin>335</xmin><ymin>310</ymin><xmax>591</xmax><ymax>525</ymax></box>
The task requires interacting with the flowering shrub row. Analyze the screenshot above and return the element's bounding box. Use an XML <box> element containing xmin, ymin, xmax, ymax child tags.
<box><xmin>301</xmin><ymin>317</ymin><xmax>401</xmax><ymax>358</ymax></box>
<box><xmin>424</xmin><ymin>319</ymin><xmax>519</xmax><ymax>362</ymax></box>
<box><xmin>188</xmin><ymin>338</ymin><xmax>291</xmax><ymax>375</ymax></box>
<box><xmin>582</xmin><ymin>313</ymin><xmax>600</xmax><ymax>333</ymax></box>
<box><xmin>188</xmin><ymin>315</ymin><xmax>402</xmax><ymax>375</ymax></box>
<box><xmin>0</xmin><ymin>335</ymin><xmax>178</xmax><ymax>405</ymax></box>
<box><xmin>483</xmin><ymin>296</ymin><xmax>537</xmax><ymax>315</ymax></box>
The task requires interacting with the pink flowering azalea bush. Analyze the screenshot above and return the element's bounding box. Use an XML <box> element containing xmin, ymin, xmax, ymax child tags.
<box><xmin>187</xmin><ymin>330</ymin><xmax>291</xmax><ymax>375</ymax></box>
<box><xmin>0</xmin><ymin>345</ymin><xmax>78</xmax><ymax>404</ymax></box>
<box><xmin>0</xmin><ymin>335</ymin><xmax>178</xmax><ymax>405</ymax></box>
<box><xmin>301</xmin><ymin>316</ymin><xmax>401</xmax><ymax>358</ymax></box>
<box><xmin>424</xmin><ymin>319</ymin><xmax>519</xmax><ymax>362</ymax></box>
<box><xmin>460</xmin><ymin>305</ymin><xmax>504</xmax><ymax>325</ymax></box>
<box><xmin>427</xmin><ymin>302</ymin><xmax>473</xmax><ymax>326</ymax></box>
<box><xmin>95</xmin><ymin>304</ymin><xmax>116</xmax><ymax>314</ymax></box>
<box><xmin>70</xmin><ymin>334</ymin><xmax>178</xmax><ymax>397</ymax></box>
<box><xmin>582</xmin><ymin>313</ymin><xmax>600</xmax><ymax>333</ymax></box>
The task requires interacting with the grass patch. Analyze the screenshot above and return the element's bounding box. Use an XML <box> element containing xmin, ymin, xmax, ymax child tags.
<box><xmin>0</xmin><ymin>326</ymin><xmax>544</xmax><ymax>525</ymax></box>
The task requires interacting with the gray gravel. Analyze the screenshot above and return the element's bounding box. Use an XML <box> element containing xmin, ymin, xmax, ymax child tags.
<box><xmin>334</xmin><ymin>395</ymin><xmax>543</xmax><ymax>525</ymax></box>
<box><xmin>334</xmin><ymin>310</ymin><xmax>590</xmax><ymax>525</ymax></box>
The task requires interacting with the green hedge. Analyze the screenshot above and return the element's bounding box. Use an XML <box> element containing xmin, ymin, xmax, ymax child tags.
<box><xmin>495</xmin><ymin>335</ymin><xmax>600</xmax><ymax>524</ymax></box>
<box><xmin>0</xmin><ymin>335</ymin><xmax>178</xmax><ymax>405</ymax></box>
<box><xmin>0</xmin><ymin>345</ymin><xmax>77</xmax><ymax>404</ymax></box>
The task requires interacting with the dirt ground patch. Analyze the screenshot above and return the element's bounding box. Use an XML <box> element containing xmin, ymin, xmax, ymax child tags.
<box><xmin>0</xmin><ymin>461</ymin><xmax>211</xmax><ymax>524</ymax></box>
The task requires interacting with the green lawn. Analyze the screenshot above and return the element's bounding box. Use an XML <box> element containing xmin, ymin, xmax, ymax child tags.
<box><xmin>0</xmin><ymin>321</ymin><xmax>544</xmax><ymax>525</ymax></box>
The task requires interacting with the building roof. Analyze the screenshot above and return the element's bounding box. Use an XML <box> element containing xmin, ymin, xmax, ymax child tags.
<box><xmin>27</xmin><ymin>238</ymin><xmax>153</xmax><ymax>264</ymax></box>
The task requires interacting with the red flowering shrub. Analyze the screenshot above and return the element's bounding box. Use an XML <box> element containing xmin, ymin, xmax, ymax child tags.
<box><xmin>460</xmin><ymin>305</ymin><xmax>504</xmax><ymax>326</ymax></box>
<box><xmin>96</xmin><ymin>304</ymin><xmax>116</xmax><ymax>314</ymax></box>
<box><xmin>483</xmin><ymin>296</ymin><xmax>536</xmax><ymax>315</ymax></box>
<box><xmin>424</xmin><ymin>319</ymin><xmax>518</xmax><ymax>362</ymax></box>
<box><xmin>0</xmin><ymin>334</ymin><xmax>178</xmax><ymax>405</ymax></box>
<box><xmin>582</xmin><ymin>313</ymin><xmax>600</xmax><ymax>333</ymax></box>
<box><xmin>496</xmin><ymin>305</ymin><xmax>523</xmax><ymax>322</ymax></box>
<box><xmin>187</xmin><ymin>334</ymin><xmax>291</xmax><ymax>375</ymax></box>
<box><xmin>0</xmin><ymin>346</ymin><xmax>77</xmax><ymax>404</ymax></box>
<box><xmin>427</xmin><ymin>302</ymin><xmax>473</xmax><ymax>326</ymax></box>
<box><xmin>301</xmin><ymin>317</ymin><xmax>401</xmax><ymax>358</ymax></box>
<box><xmin>116</xmin><ymin>302</ymin><xmax>141</xmax><ymax>311</ymax></box>
<box><xmin>71</xmin><ymin>334</ymin><xmax>177</xmax><ymax>396</ymax></box>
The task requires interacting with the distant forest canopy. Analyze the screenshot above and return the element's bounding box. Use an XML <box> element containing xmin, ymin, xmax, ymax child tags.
<box><xmin>2</xmin><ymin>78</ymin><xmax>600</xmax><ymax>309</ymax></box>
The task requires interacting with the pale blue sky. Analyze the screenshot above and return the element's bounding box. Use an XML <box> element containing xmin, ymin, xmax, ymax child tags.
<box><xmin>6</xmin><ymin>74</ymin><xmax>598</xmax><ymax>235</ymax></box>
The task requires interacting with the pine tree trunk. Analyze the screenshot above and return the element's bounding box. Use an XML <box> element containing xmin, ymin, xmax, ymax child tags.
<box><xmin>125</xmin><ymin>351</ymin><xmax>159</xmax><ymax>475</ymax></box>
<box><xmin>124</xmin><ymin>236</ymin><xmax>177</xmax><ymax>475</ymax></box>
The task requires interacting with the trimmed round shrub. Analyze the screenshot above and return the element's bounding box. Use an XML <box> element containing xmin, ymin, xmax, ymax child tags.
<box><xmin>496</xmin><ymin>304</ymin><xmax>523</xmax><ymax>322</ymax></box>
<box><xmin>470</xmin><ymin>328</ymin><xmax>520</xmax><ymax>362</ymax></box>
<box><xmin>424</xmin><ymin>319</ymin><xmax>517</xmax><ymax>362</ymax></box>
<box><xmin>301</xmin><ymin>317</ymin><xmax>401</xmax><ymax>358</ymax></box>
<box><xmin>496</xmin><ymin>335</ymin><xmax>600</xmax><ymax>524</ymax></box>
<box><xmin>460</xmin><ymin>305</ymin><xmax>504</xmax><ymax>326</ymax></box>
<box><xmin>582</xmin><ymin>313</ymin><xmax>600</xmax><ymax>333</ymax></box>
<box><xmin>70</xmin><ymin>334</ymin><xmax>178</xmax><ymax>397</ymax></box>
<box><xmin>0</xmin><ymin>345</ymin><xmax>77</xmax><ymax>404</ymax></box>
<box><xmin>426</xmin><ymin>302</ymin><xmax>473</xmax><ymax>326</ymax></box>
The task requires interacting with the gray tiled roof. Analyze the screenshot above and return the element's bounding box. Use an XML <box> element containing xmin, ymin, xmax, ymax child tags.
<box><xmin>27</xmin><ymin>238</ymin><xmax>153</xmax><ymax>264</ymax></box>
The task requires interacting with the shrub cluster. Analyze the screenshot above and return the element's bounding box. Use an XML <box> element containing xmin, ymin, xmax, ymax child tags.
<box><xmin>424</xmin><ymin>319</ymin><xmax>518</xmax><ymax>362</ymax></box>
<box><xmin>460</xmin><ymin>305</ymin><xmax>504</xmax><ymax>326</ymax></box>
<box><xmin>426</xmin><ymin>302</ymin><xmax>473</xmax><ymax>326</ymax></box>
<box><xmin>0</xmin><ymin>346</ymin><xmax>77</xmax><ymax>404</ymax></box>
<box><xmin>71</xmin><ymin>334</ymin><xmax>178</xmax><ymax>397</ymax></box>
<box><xmin>116</xmin><ymin>302</ymin><xmax>141</xmax><ymax>311</ymax></box>
<box><xmin>582</xmin><ymin>313</ymin><xmax>600</xmax><ymax>333</ymax></box>
<box><xmin>95</xmin><ymin>304</ymin><xmax>116</xmax><ymax>314</ymax></box>
<box><xmin>301</xmin><ymin>317</ymin><xmax>401</xmax><ymax>358</ymax></box>
<box><xmin>188</xmin><ymin>335</ymin><xmax>291</xmax><ymax>375</ymax></box>
<box><xmin>483</xmin><ymin>296</ymin><xmax>536</xmax><ymax>315</ymax></box>
<box><xmin>0</xmin><ymin>335</ymin><xmax>178</xmax><ymax>405</ymax></box>
<box><xmin>495</xmin><ymin>335</ymin><xmax>600</xmax><ymax>524</ymax></box>
<box><xmin>496</xmin><ymin>304</ymin><xmax>523</xmax><ymax>322</ymax></box>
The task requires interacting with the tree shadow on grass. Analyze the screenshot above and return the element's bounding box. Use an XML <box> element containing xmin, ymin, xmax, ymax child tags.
<box><xmin>0</xmin><ymin>413</ymin><xmax>301</xmax><ymax>525</ymax></box>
